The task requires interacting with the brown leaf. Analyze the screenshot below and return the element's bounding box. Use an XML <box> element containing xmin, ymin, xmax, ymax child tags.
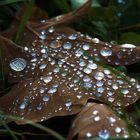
<box><xmin>67</xmin><ymin>103</ymin><xmax>138</xmax><ymax>140</ymax></box>
<box><xmin>0</xmin><ymin>27</ymin><xmax>140</xmax><ymax>124</ymax></box>
<box><xmin>33</xmin><ymin>0</ymin><xmax>92</xmax><ymax>30</ymax></box>
<box><xmin>0</xmin><ymin>0</ymin><xmax>140</xmax><ymax>125</ymax></box>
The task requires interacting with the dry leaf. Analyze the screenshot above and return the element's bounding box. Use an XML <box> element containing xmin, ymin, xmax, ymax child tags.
<box><xmin>67</xmin><ymin>103</ymin><xmax>138</xmax><ymax>140</ymax></box>
<box><xmin>0</xmin><ymin>0</ymin><xmax>140</xmax><ymax>125</ymax></box>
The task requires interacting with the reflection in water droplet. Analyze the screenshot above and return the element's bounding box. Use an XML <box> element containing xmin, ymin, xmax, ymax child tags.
<box><xmin>10</xmin><ymin>58</ymin><xmax>27</xmax><ymax>71</ymax></box>
<box><xmin>100</xmin><ymin>48</ymin><xmax>112</xmax><ymax>57</ymax></box>
<box><xmin>50</xmin><ymin>40</ymin><xmax>62</xmax><ymax>48</ymax></box>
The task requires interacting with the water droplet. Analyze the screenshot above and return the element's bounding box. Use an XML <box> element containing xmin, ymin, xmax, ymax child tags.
<box><xmin>82</xmin><ymin>44</ymin><xmax>90</xmax><ymax>50</ymax></box>
<box><xmin>10</xmin><ymin>58</ymin><xmax>27</xmax><ymax>71</ymax></box>
<box><xmin>94</xmin><ymin>116</ymin><xmax>100</xmax><ymax>121</ymax></box>
<box><xmin>104</xmin><ymin>69</ymin><xmax>111</xmax><ymax>75</ymax></box>
<box><xmin>63</xmin><ymin>42</ymin><xmax>72</xmax><ymax>49</ymax></box>
<box><xmin>48</xmin><ymin>26</ymin><xmax>55</xmax><ymax>33</ymax></box>
<box><xmin>48</xmin><ymin>87</ymin><xmax>57</xmax><ymax>94</ymax></box>
<box><xmin>120</xmin><ymin>43</ymin><xmax>136</xmax><ymax>48</ymax></box>
<box><xmin>92</xmin><ymin>38</ymin><xmax>100</xmax><ymax>43</ymax></box>
<box><xmin>92</xmin><ymin>110</ymin><xmax>98</xmax><ymax>115</ymax></box>
<box><xmin>121</xmin><ymin>89</ymin><xmax>129</xmax><ymax>95</ymax></box>
<box><xmin>100</xmin><ymin>48</ymin><xmax>112</xmax><ymax>57</ymax></box>
<box><xmin>86</xmin><ymin>132</ymin><xmax>92</xmax><ymax>138</ymax></box>
<box><xmin>87</xmin><ymin>63</ymin><xmax>97</xmax><ymax>70</ymax></box>
<box><xmin>115</xmin><ymin>127</ymin><xmax>122</xmax><ymax>133</ymax></box>
<box><xmin>79</xmin><ymin>59</ymin><xmax>86</xmax><ymax>67</ymax></box>
<box><xmin>68</xmin><ymin>34</ymin><xmax>77</xmax><ymax>40</ymax></box>
<box><xmin>41</xmin><ymin>48</ymin><xmax>47</xmax><ymax>54</ymax></box>
<box><xmin>42</xmin><ymin>76</ymin><xmax>53</xmax><ymax>83</ymax></box>
<box><xmin>97</xmin><ymin>87</ymin><xmax>104</xmax><ymax>93</ymax></box>
<box><xmin>83</xmin><ymin>67</ymin><xmax>92</xmax><ymax>74</ymax></box>
<box><xmin>39</xmin><ymin>64</ymin><xmax>47</xmax><ymax>69</ymax></box>
<box><xmin>19</xmin><ymin>99</ymin><xmax>28</xmax><ymax>110</ymax></box>
<box><xmin>75</xmin><ymin>48</ymin><xmax>84</xmax><ymax>57</ymax></box>
<box><xmin>83</xmin><ymin>82</ymin><xmax>92</xmax><ymax>89</ymax></box>
<box><xmin>65</xmin><ymin>101</ymin><xmax>72</xmax><ymax>107</ymax></box>
<box><xmin>50</xmin><ymin>40</ymin><xmax>62</xmax><ymax>48</ymax></box>
<box><xmin>83</xmin><ymin>76</ymin><xmax>91</xmax><ymax>82</ymax></box>
<box><xmin>98</xmin><ymin>129</ymin><xmax>110</xmax><ymax>139</ymax></box>
<box><xmin>43</xmin><ymin>95</ymin><xmax>50</xmax><ymax>101</ymax></box>
<box><xmin>40</xmin><ymin>88</ymin><xmax>45</xmax><ymax>94</ymax></box>
<box><xmin>112</xmin><ymin>84</ymin><xmax>118</xmax><ymax>90</ymax></box>
<box><xmin>108</xmin><ymin>117</ymin><xmax>116</xmax><ymax>123</ymax></box>
<box><xmin>96</xmin><ymin>81</ymin><xmax>103</xmax><ymax>87</ymax></box>
<box><xmin>39</xmin><ymin>30</ymin><xmax>47</xmax><ymax>40</ymax></box>
<box><xmin>94</xmin><ymin>72</ymin><xmax>104</xmax><ymax>80</ymax></box>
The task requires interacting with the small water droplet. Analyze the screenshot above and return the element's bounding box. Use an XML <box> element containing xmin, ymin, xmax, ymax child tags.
<box><xmin>87</xmin><ymin>63</ymin><xmax>97</xmax><ymax>70</ymax></box>
<box><xmin>65</xmin><ymin>101</ymin><xmax>72</xmax><ymax>107</ymax></box>
<box><xmin>63</xmin><ymin>42</ymin><xmax>72</xmax><ymax>49</ymax></box>
<box><xmin>86</xmin><ymin>132</ymin><xmax>92</xmax><ymax>138</ymax></box>
<box><xmin>115</xmin><ymin>127</ymin><xmax>122</xmax><ymax>133</ymax></box>
<box><xmin>43</xmin><ymin>95</ymin><xmax>50</xmax><ymax>101</ymax></box>
<box><xmin>121</xmin><ymin>89</ymin><xmax>129</xmax><ymax>95</ymax></box>
<box><xmin>94</xmin><ymin>116</ymin><xmax>100</xmax><ymax>121</ymax></box>
<box><xmin>83</xmin><ymin>67</ymin><xmax>92</xmax><ymax>74</ymax></box>
<box><xmin>120</xmin><ymin>43</ymin><xmax>136</xmax><ymax>48</ymax></box>
<box><xmin>94</xmin><ymin>72</ymin><xmax>104</xmax><ymax>80</ymax></box>
<box><xmin>82</xmin><ymin>44</ymin><xmax>90</xmax><ymax>50</ymax></box>
<box><xmin>39</xmin><ymin>30</ymin><xmax>47</xmax><ymax>40</ymax></box>
<box><xmin>75</xmin><ymin>48</ymin><xmax>84</xmax><ymax>57</ymax></box>
<box><xmin>68</xmin><ymin>34</ymin><xmax>77</xmax><ymax>40</ymax></box>
<box><xmin>48</xmin><ymin>87</ymin><xmax>57</xmax><ymax>94</ymax></box>
<box><xmin>93</xmin><ymin>110</ymin><xmax>98</xmax><ymax>115</ymax></box>
<box><xmin>100</xmin><ymin>48</ymin><xmax>112</xmax><ymax>57</ymax></box>
<box><xmin>42</xmin><ymin>76</ymin><xmax>53</xmax><ymax>83</ymax></box>
<box><xmin>48</xmin><ymin>26</ymin><xmax>55</xmax><ymax>33</ymax></box>
<box><xmin>96</xmin><ymin>81</ymin><xmax>103</xmax><ymax>87</ymax></box>
<box><xmin>39</xmin><ymin>64</ymin><xmax>47</xmax><ymax>69</ymax></box>
<box><xmin>50</xmin><ymin>40</ymin><xmax>62</xmax><ymax>48</ymax></box>
<box><xmin>10</xmin><ymin>58</ymin><xmax>27</xmax><ymax>71</ymax></box>
<box><xmin>98</xmin><ymin>129</ymin><xmax>110</xmax><ymax>139</ymax></box>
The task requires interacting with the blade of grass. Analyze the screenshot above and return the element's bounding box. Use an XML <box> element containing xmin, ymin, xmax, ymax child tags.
<box><xmin>15</xmin><ymin>0</ymin><xmax>34</xmax><ymax>43</ymax></box>
<box><xmin>0</xmin><ymin>120</ymin><xmax>18</xmax><ymax>140</ymax></box>
<box><xmin>0</xmin><ymin>0</ymin><xmax>25</xmax><ymax>6</ymax></box>
<box><xmin>0</xmin><ymin>114</ymin><xmax>66</xmax><ymax>140</ymax></box>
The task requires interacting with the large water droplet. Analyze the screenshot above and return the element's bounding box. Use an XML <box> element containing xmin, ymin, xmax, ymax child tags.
<box><xmin>50</xmin><ymin>40</ymin><xmax>62</xmax><ymax>48</ymax></box>
<box><xmin>83</xmin><ymin>67</ymin><xmax>92</xmax><ymax>74</ymax></box>
<box><xmin>10</xmin><ymin>58</ymin><xmax>27</xmax><ymax>71</ymax></box>
<box><xmin>39</xmin><ymin>64</ymin><xmax>47</xmax><ymax>69</ymax></box>
<box><xmin>98</xmin><ymin>129</ymin><xmax>110</xmax><ymax>139</ymax></box>
<box><xmin>100</xmin><ymin>48</ymin><xmax>112</xmax><ymax>57</ymax></box>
